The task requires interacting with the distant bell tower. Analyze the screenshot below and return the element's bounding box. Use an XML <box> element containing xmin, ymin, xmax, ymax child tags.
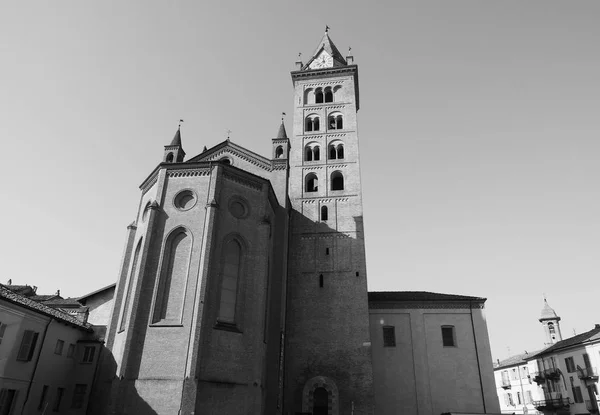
<box><xmin>540</xmin><ymin>298</ymin><xmax>562</xmax><ymax>345</ymax></box>
<box><xmin>285</xmin><ymin>29</ymin><xmax>374</xmax><ymax>415</ymax></box>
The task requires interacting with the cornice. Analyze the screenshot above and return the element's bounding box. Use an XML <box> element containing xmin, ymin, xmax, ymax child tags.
<box><xmin>369</xmin><ymin>301</ymin><xmax>485</xmax><ymax>310</ymax></box>
<box><xmin>167</xmin><ymin>168</ymin><xmax>211</xmax><ymax>178</ymax></box>
<box><xmin>291</xmin><ymin>65</ymin><xmax>358</xmax><ymax>81</ymax></box>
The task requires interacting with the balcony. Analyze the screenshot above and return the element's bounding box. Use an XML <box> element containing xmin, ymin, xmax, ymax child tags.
<box><xmin>500</xmin><ymin>378</ymin><xmax>511</xmax><ymax>389</ymax></box>
<box><xmin>578</xmin><ymin>367</ymin><xmax>599</xmax><ymax>381</ymax></box>
<box><xmin>586</xmin><ymin>400</ymin><xmax>599</xmax><ymax>413</ymax></box>
<box><xmin>533</xmin><ymin>397</ymin><xmax>571</xmax><ymax>411</ymax></box>
<box><xmin>533</xmin><ymin>371</ymin><xmax>545</xmax><ymax>384</ymax></box>
<box><xmin>544</xmin><ymin>367</ymin><xmax>561</xmax><ymax>380</ymax></box>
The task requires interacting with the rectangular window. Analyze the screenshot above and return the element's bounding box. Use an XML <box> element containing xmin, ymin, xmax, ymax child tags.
<box><xmin>511</xmin><ymin>368</ymin><xmax>518</xmax><ymax>380</ymax></box>
<box><xmin>501</xmin><ymin>370</ymin><xmax>509</xmax><ymax>384</ymax></box>
<box><xmin>517</xmin><ymin>391</ymin><xmax>522</xmax><ymax>405</ymax></box>
<box><xmin>525</xmin><ymin>390</ymin><xmax>533</xmax><ymax>404</ymax></box>
<box><xmin>82</xmin><ymin>346</ymin><xmax>95</xmax><ymax>363</ymax></box>
<box><xmin>508</xmin><ymin>392</ymin><xmax>514</xmax><ymax>406</ymax></box>
<box><xmin>441</xmin><ymin>326</ymin><xmax>456</xmax><ymax>347</ymax></box>
<box><xmin>66</xmin><ymin>344</ymin><xmax>75</xmax><ymax>358</ymax></box>
<box><xmin>583</xmin><ymin>353</ymin><xmax>592</xmax><ymax>369</ymax></box>
<box><xmin>573</xmin><ymin>386</ymin><xmax>584</xmax><ymax>403</ymax></box>
<box><xmin>16</xmin><ymin>330</ymin><xmax>39</xmax><ymax>361</ymax></box>
<box><xmin>37</xmin><ymin>385</ymin><xmax>48</xmax><ymax>410</ymax></box>
<box><xmin>54</xmin><ymin>340</ymin><xmax>64</xmax><ymax>355</ymax></box>
<box><xmin>383</xmin><ymin>326</ymin><xmax>396</xmax><ymax>347</ymax></box>
<box><xmin>565</xmin><ymin>356</ymin><xmax>576</xmax><ymax>372</ymax></box>
<box><xmin>521</xmin><ymin>366</ymin><xmax>529</xmax><ymax>378</ymax></box>
<box><xmin>0</xmin><ymin>389</ymin><xmax>17</xmax><ymax>415</ymax></box>
<box><xmin>53</xmin><ymin>387</ymin><xmax>64</xmax><ymax>412</ymax></box>
<box><xmin>71</xmin><ymin>384</ymin><xmax>87</xmax><ymax>409</ymax></box>
<box><xmin>0</xmin><ymin>323</ymin><xmax>7</xmax><ymax>345</ymax></box>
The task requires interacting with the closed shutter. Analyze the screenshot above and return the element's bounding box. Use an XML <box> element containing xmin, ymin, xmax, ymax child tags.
<box><xmin>17</xmin><ymin>330</ymin><xmax>34</xmax><ymax>360</ymax></box>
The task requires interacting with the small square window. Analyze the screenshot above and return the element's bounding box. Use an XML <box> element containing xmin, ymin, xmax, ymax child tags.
<box><xmin>441</xmin><ymin>326</ymin><xmax>456</xmax><ymax>347</ymax></box>
<box><xmin>54</xmin><ymin>340</ymin><xmax>64</xmax><ymax>355</ymax></box>
<box><xmin>383</xmin><ymin>326</ymin><xmax>396</xmax><ymax>347</ymax></box>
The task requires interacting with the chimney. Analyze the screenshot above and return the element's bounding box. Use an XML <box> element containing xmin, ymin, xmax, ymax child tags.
<box><xmin>7</xmin><ymin>279</ymin><xmax>11</xmax><ymax>285</ymax></box>
<box><xmin>595</xmin><ymin>324</ymin><xmax>600</xmax><ymax>329</ymax></box>
<box><xmin>33</xmin><ymin>286</ymin><xmax>38</xmax><ymax>293</ymax></box>
<box><xmin>56</xmin><ymin>289</ymin><xmax>60</xmax><ymax>296</ymax></box>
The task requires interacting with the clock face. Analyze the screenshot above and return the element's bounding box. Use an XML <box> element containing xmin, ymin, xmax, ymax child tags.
<box><xmin>309</xmin><ymin>52</ymin><xmax>333</xmax><ymax>69</ymax></box>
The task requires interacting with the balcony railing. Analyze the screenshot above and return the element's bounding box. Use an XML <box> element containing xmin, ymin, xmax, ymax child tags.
<box><xmin>532</xmin><ymin>371</ymin><xmax>545</xmax><ymax>384</ymax></box>
<box><xmin>578</xmin><ymin>367</ymin><xmax>599</xmax><ymax>381</ymax></box>
<box><xmin>533</xmin><ymin>397</ymin><xmax>571</xmax><ymax>410</ymax></box>
<box><xmin>544</xmin><ymin>367</ymin><xmax>561</xmax><ymax>380</ymax></box>
<box><xmin>501</xmin><ymin>378</ymin><xmax>511</xmax><ymax>389</ymax></box>
<box><xmin>586</xmin><ymin>400</ymin><xmax>599</xmax><ymax>413</ymax></box>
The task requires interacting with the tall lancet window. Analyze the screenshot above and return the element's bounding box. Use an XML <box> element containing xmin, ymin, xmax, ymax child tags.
<box><xmin>153</xmin><ymin>228</ymin><xmax>192</xmax><ymax>323</ymax></box>
<box><xmin>218</xmin><ymin>239</ymin><xmax>243</xmax><ymax>324</ymax></box>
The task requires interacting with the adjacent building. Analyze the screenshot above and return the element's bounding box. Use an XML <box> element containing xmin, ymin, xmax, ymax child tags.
<box><xmin>494</xmin><ymin>300</ymin><xmax>600</xmax><ymax>415</ymax></box>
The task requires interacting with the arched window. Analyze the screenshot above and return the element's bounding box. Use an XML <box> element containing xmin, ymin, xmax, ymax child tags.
<box><xmin>166</xmin><ymin>152</ymin><xmax>174</xmax><ymax>163</ymax></box>
<box><xmin>331</xmin><ymin>171</ymin><xmax>344</xmax><ymax>191</ymax></box>
<box><xmin>218</xmin><ymin>239</ymin><xmax>243</xmax><ymax>323</ymax></box>
<box><xmin>119</xmin><ymin>238</ymin><xmax>143</xmax><ymax>332</ymax></box>
<box><xmin>313</xmin><ymin>387</ymin><xmax>329</xmax><ymax>415</ymax></box>
<box><xmin>337</xmin><ymin>144</ymin><xmax>344</xmax><ymax>159</ymax></box>
<box><xmin>333</xmin><ymin>85</ymin><xmax>342</xmax><ymax>101</ymax></box>
<box><xmin>304</xmin><ymin>88</ymin><xmax>314</xmax><ymax>105</ymax></box>
<box><xmin>324</xmin><ymin>87</ymin><xmax>333</xmax><ymax>103</ymax></box>
<box><xmin>321</xmin><ymin>205</ymin><xmax>328</xmax><ymax>221</ymax></box>
<box><xmin>328</xmin><ymin>112</ymin><xmax>343</xmax><ymax>130</ymax></box>
<box><xmin>275</xmin><ymin>145</ymin><xmax>284</xmax><ymax>158</ymax></box>
<box><xmin>305</xmin><ymin>115</ymin><xmax>320</xmax><ymax>132</ymax></box>
<box><xmin>153</xmin><ymin>229</ymin><xmax>192</xmax><ymax>323</ymax></box>
<box><xmin>329</xmin><ymin>145</ymin><xmax>337</xmax><ymax>160</ymax></box>
<box><xmin>313</xmin><ymin>146</ymin><xmax>320</xmax><ymax>161</ymax></box>
<box><xmin>305</xmin><ymin>147</ymin><xmax>313</xmax><ymax>161</ymax></box>
<box><xmin>548</xmin><ymin>322</ymin><xmax>555</xmax><ymax>334</ymax></box>
<box><xmin>315</xmin><ymin>88</ymin><xmax>324</xmax><ymax>104</ymax></box>
<box><xmin>305</xmin><ymin>173</ymin><xmax>318</xmax><ymax>192</ymax></box>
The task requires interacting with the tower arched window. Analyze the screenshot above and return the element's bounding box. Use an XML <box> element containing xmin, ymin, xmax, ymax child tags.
<box><xmin>333</xmin><ymin>85</ymin><xmax>342</xmax><ymax>101</ymax></box>
<box><xmin>328</xmin><ymin>112</ymin><xmax>343</xmax><ymax>130</ymax></box>
<box><xmin>315</xmin><ymin>88</ymin><xmax>324</xmax><ymax>104</ymax></box>
<box><xmin>218</xmin><ymin>239</ymin><xmax>243</xmax><ymax>324</ymax></box>
<box><xmin>331</xmin><ymin>171</ymin><xmax>344</xmax><ymax>191</ymax></box>
<box><xmin>304</xmin><ymin>88</ymin><xmax>315</xmax><ymax>105</ymax></box>
<box><xmin>321</xmin><ymin>205</ymin><xmax>328</xmax><ymax>221</ymax></box>
<box><xmin>305</xmin><ymin>114</ymin><xmax>320</xmax><ymax>132</ymax></box>
<box><xmin>328</xmin><ymin>142</ymin><xmax>344</xmax><ymax>160</ymax></box>
<box><xmin>305</xmin><ymin>147</ymin><xmax>313</xmax><ymax>161</ymax></box>
<box><xmin>548</xmin><ymin>322</ymin><xmax>555</xmax><ymax>334</ymax></box>
<box><xmin>324</xmin><ymin>87</ymin><xmax>333</xmax><ymax>103</ymax></box>
<box><xmin>166</xmin><ymin>152</ymin><xmax>174</xmax><ymax>163</ymax></box>
<box><xmin>275</xmin><ymin>145</ymin><xmax>284</xmax><ymax>158</ymax></box>
<box><xmin>313</xmin><ymin>146</ymin><xmax>320</xmax><ymax>161</ymax></box>
<box><xmin>305</xmin><ymin>173</ymin><xmax>318</xmax><ymax>192</ymax></box>
<box><xmin>305</xmin><ymin>143</ymin><xmax>321</xmax><ymax>162</ymax></box>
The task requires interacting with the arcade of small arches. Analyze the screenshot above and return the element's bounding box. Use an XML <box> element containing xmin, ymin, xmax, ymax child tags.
<box><xmin>304</xmin><ymin>142</ymin><xmax>344</xmax><ymax>162</ymax></box>
<box><xmin>305</xmin><ymin>171</ymin><xmax>344</xmax><ymax>192</ymax></box>
<box><xmin>304</xmin><ymin>85</ymin><xmax>342</xmax><ymax>105</ymax></box>
<box><xmin>305</xmin><ymin>112</ymin><xmax>344</xmax><ymax>133</ymax></box>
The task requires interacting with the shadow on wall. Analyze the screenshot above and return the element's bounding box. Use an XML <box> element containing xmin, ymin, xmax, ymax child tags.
<box><xmin>88</xmin><ymin>347</ymin><xmax>158</xmax><ymax>415</ymax></box>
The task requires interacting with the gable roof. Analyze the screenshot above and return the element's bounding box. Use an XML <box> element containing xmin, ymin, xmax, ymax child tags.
<box><xmin>187</xmin><ymin>140</ymin><xmax>273</xmax><ymax>171</ymax></box>
<box><xmin>78</xmin><ymin>283</ymin><xmax>116</xmax><ymax>302</ymax></box>
<box><xmin>527</xmin><ymin>326</ymin><xmax>600</xmax><ymax>359</ymax></box>
<box><xmin>368</xmin><ymin>291</ymin><xmax>486</xmax><ymax>302</ymax></box>
<box><xmin>0</xmin><ymin>285</ymin><xmax>92</xmax><ymax>331</ymax></box>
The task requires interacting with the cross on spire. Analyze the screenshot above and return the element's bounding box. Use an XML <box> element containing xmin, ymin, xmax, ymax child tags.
<box><xmin>226</xmin><ymin>129</ymin><xmax>232</xmax><ymax>140</ymax></box>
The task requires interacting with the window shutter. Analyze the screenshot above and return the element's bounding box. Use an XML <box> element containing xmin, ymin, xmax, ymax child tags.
<box><xmin>0</xmin><ymin>323</ymin><xmax>6</xmax><ymax>344</ymax></box>
<box><xmin>17</xmin><ymin>330</ymin><xmax>34</xmax><ymax>360</ymax></box>
<box><xmin>27</xmin><ymin>332</ymin><xmax>39</xmax><ymax>360</ymax></box>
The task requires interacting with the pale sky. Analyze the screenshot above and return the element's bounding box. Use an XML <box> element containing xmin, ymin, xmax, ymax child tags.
<box><xmin>1</xmin><ymin>1</ymin><xmax>599</xmax><ymax>361</ymax></box>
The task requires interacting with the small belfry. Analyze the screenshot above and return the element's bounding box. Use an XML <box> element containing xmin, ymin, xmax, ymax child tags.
<box><xmin>540</xmin><ymin>297</ymin><xmax>563</xmax><ymax>345</ymax></box>
<box><xmin>163</xmin><ymin>121</ymin><xmax>185</xmax><ymax>163</ymax></box>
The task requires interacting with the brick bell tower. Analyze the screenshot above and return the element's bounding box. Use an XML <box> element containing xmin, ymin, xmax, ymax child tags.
<box><xmin>284</xmin><ymin>29</ymin><xmax>374</xmax><ymax>415</ymax></box>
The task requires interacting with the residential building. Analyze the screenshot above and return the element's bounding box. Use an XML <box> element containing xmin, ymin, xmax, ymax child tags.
<box><xmin>0</xmin><ymin>285</ymin><xmax>102</xmax><ymax>414</ymax></box>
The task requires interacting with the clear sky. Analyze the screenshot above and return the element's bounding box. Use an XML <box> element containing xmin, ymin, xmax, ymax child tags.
<box><xmin>1</xmin><ymin>1</ymin><xmax>599</xmax><ymax>361</ymax></box>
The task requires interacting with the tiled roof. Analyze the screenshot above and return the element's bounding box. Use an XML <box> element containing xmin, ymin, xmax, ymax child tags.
<box><xmin>0</xmin><ymin>285</ymin><xmax>92</xmax><ymax>331</ymax></box>
<box><xmin>43</xmin><ymin>298</ymin><xmax>84</xmax><ymax>307</ymax></box>
<box><xmin>368</xmin><ymin>291</ymin><xmax>486</xmax><ymax>302</ymax></box>
<box><xmin>277</xmin><ymin>122</ymin><xmax>288</xmax><ymax>139</ymax></box>
<box><xmin>528</xmin><ymin>326</ymin><xmax>600</xmax><ymax>358</ymax></box>
<box><xmin>6</xmin><ymin>285</ymin><xmax>36</xmax><ymax>296</ymax></box>
<box><xmin>495</xmin><ymin>350</ymin><xmax>544</xmax><ymax>369</ymax></box>
<box><xmin>170</xmin><ymin>127</ymin><xmax>182</xmax><ymax>146</ymax></box>
<box><xmin>30</xmin><ymin>295</ymin><xmax>60</xmax><ymax>302</ymax></box>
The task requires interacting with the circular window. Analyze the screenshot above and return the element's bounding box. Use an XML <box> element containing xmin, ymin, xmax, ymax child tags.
<box><xmin>228</xmin><ymin>197</ymin><xmax>249</xmax><ymax>219</ymax></box>
<box><xmin>174</xmin><ymin>190</ymin><xmax>197</xmax><ymax>211</ymax></box>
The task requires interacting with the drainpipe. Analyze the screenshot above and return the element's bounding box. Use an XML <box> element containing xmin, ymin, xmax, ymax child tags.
<box><xmin>22</xmin><ymin>318</ymin><xmax>53</xmax><ymax>412</ymax></box>
<box><xmin>470</xmin><ymin>300</ymin><xmax>487</xmax><ymax>413</ymax></box>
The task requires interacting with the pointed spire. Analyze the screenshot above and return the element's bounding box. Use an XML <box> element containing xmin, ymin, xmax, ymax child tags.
<box><xmin>308</xmin><ymin>28</ymin><xmax>347</xmax><ymax>67</ymax></box>
<box><xmin>277</xmin><ymin>121</ymin><xmax>288</xmax><ymax>139</ymax></box>
<box><xmin>170</xmin><ymin>127</ymin><xmax>182</xmax><ymax>146</ymax></box>
<box><xmin>540</xmin><ymin>298</ymin><xmax>560</xmax><ymax>321</ymax></box>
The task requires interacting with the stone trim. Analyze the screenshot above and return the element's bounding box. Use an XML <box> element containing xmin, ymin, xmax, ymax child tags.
<box><xmin>167</xmin><ymin>168</ymin><xmax>210</xmax><ymax>178</ymax></box>
<box><xmin>141</xmin><ymin>175</ymin><xmax>158</xmax><ymax>195</ymax></box>
<box><xmin>369</xmin><ymin>301</ymin><xmax>485</xmax><ymax>310</ymax></box>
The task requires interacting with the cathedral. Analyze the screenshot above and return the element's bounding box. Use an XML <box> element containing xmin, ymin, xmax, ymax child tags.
<box><xmin>99</xmin><ymin>30</ymin><xmax>500</xmax><ymax>415</ymax></box>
